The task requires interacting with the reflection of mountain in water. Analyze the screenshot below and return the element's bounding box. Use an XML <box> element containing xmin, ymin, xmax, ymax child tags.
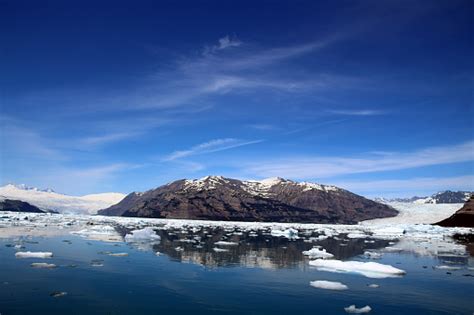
<box><xmin>145</xmin><ymin>227</ymin><xmax>391</xmax><ymax>269</ymax></box>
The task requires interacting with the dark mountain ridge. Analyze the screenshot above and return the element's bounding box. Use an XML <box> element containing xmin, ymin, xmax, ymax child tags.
<box><xmin>0</xmin><ymin>198</ymin><xmax>45</xmax><ymax>213</ymax></box>
<box><xmin>436</xmin><ymin>196</ymin><xmax>474</xmax><ymax>228</ymax></box>
<box><xmin>99</xmin><ymin>176</ymin><xmax>397</xmax><ymax>224</ymax></box>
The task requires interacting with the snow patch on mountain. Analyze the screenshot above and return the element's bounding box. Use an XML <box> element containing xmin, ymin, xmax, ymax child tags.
<box><xmin>181</xmin><ymin>175</ymin><xmax>341</xmax><ymax>196</ymax></box>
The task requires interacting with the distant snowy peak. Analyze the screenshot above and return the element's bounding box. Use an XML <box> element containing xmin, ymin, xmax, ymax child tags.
<box><xmin>376</xmin><ymin>190</ymin><xmax>472</xmax><ymax>205</ymax></box>
<box><xmin>182</xmin><ymin>175</ymin><xmax>341</xmax><ymax>196</ymax></box>
<box><xmin>4</xmin><ymin>183</ymin><xmax>56</xmax><ymax>193</ymax></box>
<box><xmin>414</xmin><ymin>191</ymin><xmax>472</xmax><ymax>204</ymax></box>
<box><xmin>0</xmin><ymin>184</ymin><xmax>126</xmax><ymax>215</ymax></box>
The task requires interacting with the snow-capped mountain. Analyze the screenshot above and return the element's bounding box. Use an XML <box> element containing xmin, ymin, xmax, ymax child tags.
<box><xmin>413</xmin><ymin>191</ymin><xmax>472</xmax><ymax>204</ymax></box>
<box><xmin>375</xmin><ymin>191</ymin><xmax>472</xmax><ymax>205</ymax></box>
<box><xmin>0</xmin><ymin>184</ymin><xmax>126</xmax><ymax>215</ymax></box>
<box><xmin>99</xmin><ymin>176</ymin><xmax>397</xmax><ymax>224</ymax></box>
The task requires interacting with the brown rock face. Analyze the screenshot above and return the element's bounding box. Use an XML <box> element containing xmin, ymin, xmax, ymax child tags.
<box><xmin>436</xmin><ymin>195</ymin><xmax>474</xmax><ymax>227</ymax></box>
<box><xmin>98</xmin><ymin>176</ymin><xmax>398</xmax><ymax>224</ymax></box>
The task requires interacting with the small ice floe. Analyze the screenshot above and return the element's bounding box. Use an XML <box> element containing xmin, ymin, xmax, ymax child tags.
<box><xmin>271</xmin><ymin>228</ymin><xmax>298</xmax><ymax>239</ymax></box>
<box><xmin>310</xmin><ymin>280</ymin><xmax>348</xmax><ymax>290</ymax></box>
<box><xmin>371</xmin><ymin>226</ymin><xmax>405</xmax><ymax>239</ymax></box>
<box><xmin>367</xmin><ymin>284</ymin><xmax>379</xmax><ymax>288</ymax></box>
<box><xmin>214</xmin><ymin>241</ymin><xmax>238</xmax><ymax>246</ymax></box>
<box><xmin>434</xmin><ymin>265</ymin><xmax>461</xmax><ymax>271</ymax></box>
<box><xmin>309</xmin><ymin>259</ymin><xmax>406</xmax><ymax>278</ymax></box>
<box><xmin>15</xmin><ymin>251</ymin><xmax>53</xmax><ymax>259</ymax></box>
<box><xmin>344</xmin><ymin>304</ymin><xmax>372</xmax><ymax>313</ymax></box>
<box><xmin>364</xmin><ymin>251</ymin><xmax>382</xmax><ymax>259</ymax></box>
<box><xmin>302</xmin><ymin>247</ymin><xmax>334</xmax><ymax>259</ymax></box>
<box><xmin>175</xmin><ymin>246</ymin><xmax>183</xmax><ymax>252</ymax></box>
<box><xmin>31</xmin><ymin>262</ymin><xmax>56</xmax><ymax>268</ymax></box>
<box><xmin>124</xmin><ymin>227</ymin><xmax>161</xmax><ymax>242</ymax></box>
<box><xmin>71</xmin><ymin>225</ymin><xmax>123</xmax><ymax>242</ymax></box>
<box><xmin>108</xmin><ymin>252</ymin><xmax>129</xmax><ymax>257</ymax></box>
<box><xmin>213</xmin><ymin>247</ymin><xmax>229</xmax><ymax>252</ymax></box>
<box><xmin>50</xmin><ymin>291</ymin><xmax>67</xmax><ymax>298</ymax></box>
<box><xmin>347</xmin><ymin>232</ymin><xmax>368</xmax><ymax>239</ymax></box>
<box><xmin>90</xmin><ymin>259</ymin><xmax>104</xmax><ymax>267</ymax></box>
<box><xmin>155</xmin><ymin>251</ymin><xmax>161</xmax><ymax>256</ymax></box>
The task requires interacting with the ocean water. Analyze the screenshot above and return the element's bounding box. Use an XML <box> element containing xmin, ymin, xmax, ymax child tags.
<box><xmin>0</xmin><ymin>215</ymin><xmax>473</xmax><ymax>314</ymax></box>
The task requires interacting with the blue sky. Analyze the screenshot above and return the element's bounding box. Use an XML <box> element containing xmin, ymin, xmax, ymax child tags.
<box><xmin>1</xmin><ymin>0</ymin><xmax>473</xmax><ymax>197</ymax></box>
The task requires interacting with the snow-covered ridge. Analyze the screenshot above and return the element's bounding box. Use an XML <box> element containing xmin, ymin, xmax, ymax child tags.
<box><xmin>375</xmin><ymin>190</ymin><xmax>472</xmax><ymax>205</ymax></box>
<box><xmin>7</xmin><ymin>184</ymin><xmax>56</xmax><ymax>193</ymax></box>
<box><xmin>182</xmin><ymin>175</ymin><xmax>340</xmax><ymax>195</ymax></box>
<box><xmin>0</xmin><ymin>184</ymin><xmax>125</xmax><ymax>215</ymax></box>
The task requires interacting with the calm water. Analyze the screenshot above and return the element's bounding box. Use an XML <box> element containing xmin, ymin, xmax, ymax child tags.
<box><xmin>1</xmin><ymin>225</ymin><xmax>473</xmax><ymax>315</ymax></box>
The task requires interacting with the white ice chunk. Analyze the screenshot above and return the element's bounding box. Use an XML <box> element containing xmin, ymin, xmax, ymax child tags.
<box><xmin>125</xmin><ymin>227</ymin><xmax>161</xmax><ymax>242</ymax></box>
<box><xmin>302</xmin><ymin>247</ymin><xmax>334</xmax><ymax>259</ymax></box>
<box><xmin>271</xmin><ymin>228</ymin><xmax>298</xmax><ymax>239</ymax></box>
<box><xmin>310</xmin><ymin>280</ymin><xmax>348</xmax><ymax>290</ymax></box>
<box><xmin>31</xmin><ymin>262</ymin><xmax>56</xmax><ymax>268</ymax></box>
<box><xmin>309</xmin><ymin>259</ymin><xmax>406</xmax><ymax>278</ymax></box>
<box><xmin>214</xmin><ymin>241</ymin><xmax>238</xmax><ymax>246</ymax></box>
<box><xmin>364</xmin><ymin>251</ymin><xmax>382</xmax><ymax>259</ymax></box>
<box><xmin>213</xmin><ymin>247</ymin><xmax>229</xmax><ymax>252</ymax></box>
<box><xmin>344</xmin><ymin>305</ymin><xmax>372</xmax><ymax>313</ymax></box>
<box><xmin>434</xmin><ymin>265</ymin><xmax>461</xmax><ymax>270</ymax></box>
<box><xmin>71</xmin><ymin>225</ymin><xmax>123</xmax><ymax>242</ymax></box>
<box><xmin>15</xmin><ymin>251</ymin><xmax>53</xmax><ymax>259</ymax></box>
<box><xmin>108</xmin><ymin>252</ymin><xmax>129</xmax><ymax>257</ymax></box>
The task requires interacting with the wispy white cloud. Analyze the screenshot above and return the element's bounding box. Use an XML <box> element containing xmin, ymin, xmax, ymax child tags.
<box><xmin>0</xmin><ymin>124</ymin><xmax>65</xmax><ymax>161</ymax></box>
<box><xmin>164</xmin><ymin>138</ymin><xmax>263</xmax><ymax>161</ymax></box>
<box><xmin>80</xmin><ymin>132</ymin><xmax>142</xmax><ymax>146</ymax></box>
<box><xmin>327</xmin><ymin>109</ymin><xmax>386</xmax><ymax>116</ymax></box>
<box><xmin>128</xmin><ymin>34</ymin><xmax>354</xmax><ymax>111</ymax></box>
<box><xmin>247</xmin><ymin>124</ymin><xmax>278</xmax><ymax>131</ymax></box>
<box><xmin>243</xmin><ymin>141</ymin><xmax>474</xmax><ymax>179</ymax></box>
<box><xmin>203</xmin><ymin>35</ymin><xmax>242</xmax><ymax>55</ymax></box>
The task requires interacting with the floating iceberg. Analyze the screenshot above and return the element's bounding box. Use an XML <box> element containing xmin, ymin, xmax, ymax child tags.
<box><xmin>213</xmin><ymin>247</ymin><xmax>229</xmax><ymax>252</ymax></box>
<box><xmin>108</xmin><ymin>252</ymin><xmax>129</xmax><ymax>257</ymax></box>
<box><xmin>71</xmin><ymin>225</ymin><xmax>123</xmax><ymax>242</ymax></box>
<box><xmin>31</xmin><ymin>262</ymin><xmax>56</xmax><ymax>268</ymax></box>
<box><xmin>310</xmin><ymin>280</ymin><xmax>348</xmax><ymax>290</ymax></box>
<box><xmin>309</xmin><ymin>259</ymin><xmax>406</xmax><ymax>278</ymax></box>
<box><xmin>344</xmin><ymin>305</ymin><xmax>372</xmax><ymax>313</ymax></box>
<box><xmin>364</xmin><ymin>251</ymin><xmax>382</xmax><ymax>259</ymax></box>
<box><xmin>15</xmin><ymin>251</ymin><xmax>53</xmax><ymax>259</ymax></box>
<box><xmin>302</xmin><ymin>247</ymin><xmax>334</xmax><ymax>259</ymax></box>
<box><xmin>125</xmin><ymin>227</ymin><xmax>161</xmax><ymax>242</ymax></box>
<box><xmin>434</xmin><ymin>265</ymin><xmax>461</xmax><ymax>270</ymax></box>
<box><xmin>214</xmin><ymin>241</ymin><xmax>238</xmax><ymax>246</ymax></box>
<box><xmin>271</xmin><ymin>228</ymin><xmax>298</xmax><ymax>239</ymax></box>
<box><xmin>50</xmin><ymin>291</ymin><xmax>67</xmax><ymax>298</ymax></box>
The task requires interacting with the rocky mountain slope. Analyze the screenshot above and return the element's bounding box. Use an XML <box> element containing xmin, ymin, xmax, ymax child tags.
<box><xmin>436</xmin><ymin>196</ymin><xmax>474</xmax><ymax>227</ymax></box>
<box><xmin>99</xmin><ymin>176</ymin><xmax>397</xmax><ymax>224</ymax></box>
<box><xmin>0</xmin><ymin>198</ymin><xmax>45</xmax><ymax>213</ymax></box>
<box><xmin>0</xmin><ymin>184</ymin><xmax>126</xmax><ymax>214</ymax></box>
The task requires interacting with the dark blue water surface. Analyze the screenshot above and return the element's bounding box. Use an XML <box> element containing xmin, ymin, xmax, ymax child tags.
<box><xmin>0</xmin><ymin>227</ymin><xmax>473</xmax><ymax>315</ymax></box>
